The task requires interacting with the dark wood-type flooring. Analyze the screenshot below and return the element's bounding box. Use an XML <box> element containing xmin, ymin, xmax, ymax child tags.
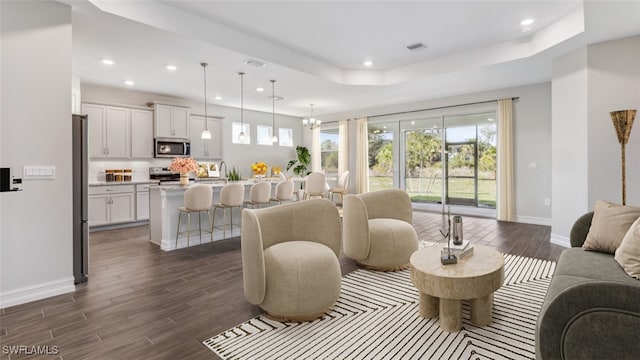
<box><xmin>0</xmin><ymin>211</ymin><xmax>565</xmax><ymax>360</ymax></box>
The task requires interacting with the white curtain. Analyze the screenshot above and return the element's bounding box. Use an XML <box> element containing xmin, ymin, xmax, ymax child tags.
<box><xmin>311</xmin><ymin>126</ymin><xmax>321</xmax><ymax>172</ymax></box>
<box><xmin>497</xmin><ymin>98</ymin><xmax>514</xmax><ymax>221</ymax></box>
<box><xmin>338</xmin><ymin>120</ymin><xmax>349</xmax><ymax>175</ymax></box>
<box><xmin>355</xmin><ymin>117</ymin><xmax>369</xmax><ymax>193</ymax></box>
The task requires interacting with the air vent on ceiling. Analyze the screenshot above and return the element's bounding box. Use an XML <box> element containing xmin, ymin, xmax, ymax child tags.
<box><xmin>268</xmin><ymin>95</ymin><xmax>285</xmax><ymax>101</ymax></box>
<box><xmin>245</xmin><ymin>59</ymin><xmax>266</xmax><ymax>67</ymax></box>
<box><xmin>406</xmin><ymin>42</ymin><xmax>428</xmax><ymax>52</ymax></box>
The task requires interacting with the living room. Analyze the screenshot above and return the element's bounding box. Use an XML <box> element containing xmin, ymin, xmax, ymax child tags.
<box><xmin>1</xmin><ymin>1</ymin><xmax>639</xmax><ymax>359</ymax></box>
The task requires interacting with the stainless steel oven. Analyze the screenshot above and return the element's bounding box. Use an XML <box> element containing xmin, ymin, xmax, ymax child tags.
<box><xmin>154</xmin><ymin>138</ymin><xmax>190</xmax><ymax>158</ymax></box>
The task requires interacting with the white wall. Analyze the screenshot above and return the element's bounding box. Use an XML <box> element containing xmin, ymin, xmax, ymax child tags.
<box><xmin>587</xmin><ymin>36</ymin><xmax>640</xmax><ymax>206</ymax></box>
<box><xmin>551</xmin><ymin>47</ymin><xmax>590</xmax><ymax>244</ymax></box>
<box><xmin>550</xmin><ymin>35</ymin><xmax>640</xmax><ymax>245</ymax></box>
<box><xmin>1</xmin><ymin>1</ymin><xmax>75</xmax><ymax>307</ymax></box>
<box><xmin>81</xmin><ymin>84</ymin><xmax>304</xmax><ymax>179</ymax></box>
<box><xmin>323</xmin><ymin>82</ymin><xmax>553</xmax><ymax>225</ymax></box>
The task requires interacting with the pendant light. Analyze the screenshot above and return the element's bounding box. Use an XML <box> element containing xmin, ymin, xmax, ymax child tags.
<box><xmin>270</xmin><ymin>79</ymin><xmax>278</xmax><ymax>143</ymax></box>
<box><xmin>200</xmin><ymin>62</ymin><xmax>212</xmax><ymax>139</ymax></box>
<box><xmin>238</xmin><ymin>72</ymin><xmax>246</xmax><ymax>142</ymax></box>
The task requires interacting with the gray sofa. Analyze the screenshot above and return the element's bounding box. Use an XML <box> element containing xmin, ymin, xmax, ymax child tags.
<box><xmin>536</xmin><ymin>212</ymin><xmax>640</xmax><ymax>359</ymax></box>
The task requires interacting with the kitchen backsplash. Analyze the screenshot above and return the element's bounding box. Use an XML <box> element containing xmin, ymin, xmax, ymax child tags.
<box><xmin>89</xmin><ymin>160</ymin><xmax>170</xmax><ymax>182</ymax></box>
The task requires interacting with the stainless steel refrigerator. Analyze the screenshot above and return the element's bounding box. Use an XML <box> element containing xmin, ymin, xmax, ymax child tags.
<box><xmin>73</xmin><ymin>114</ymin><xmax>89</xmax><ymax>284</ymax></box>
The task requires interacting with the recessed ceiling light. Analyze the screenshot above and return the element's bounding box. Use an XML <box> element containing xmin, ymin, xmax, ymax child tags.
<box><xmin>268</xmin><ymin>95</ymin><xmax>285</xmax><ymax>101</ymax></box>
<box><xmin>124</xmin><ymin>80</ymin><xmax>135</xmax><ymax>86</ymax></box>
<box><xmin>256</xmin><ymin>87</ymin><xmax>264</xmax><ymax>92</ymax></box>
<box><xmin>165</xmin><ymin>65</ymin><xmax>177</xmax><ymax>71</ymax></box>
<box><xmin>101</xmin><ymin>59</ymin><xmax>114</xmax><ymax>65</ymax></box>
<box><xmin>520</xmin><ymin>18</ymin><xmax>534</xmax><ymax>26</ymax></box>
<box><xmin>488</xmin><ymin>118</ymin><xmax>495</xmax><ymax>122</ymax></box>
<box><xmin>363</xmin><ymin>60</ymin><xmax>373</xmax><ymax>67</ymax></box>
<box><xmin>214</xmin><ymin>96</ymin><xmax>222</xmax><ymax>100</ymax></box>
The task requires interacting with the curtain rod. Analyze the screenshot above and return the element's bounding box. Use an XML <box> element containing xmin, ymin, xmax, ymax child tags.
<box><xmin>321</xmin><ymin>97</ymin><xmax>519</xmax><ymax>124</ymax></box>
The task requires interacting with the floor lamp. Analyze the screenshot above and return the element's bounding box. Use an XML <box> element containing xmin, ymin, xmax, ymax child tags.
<box><xmin>610</xmin><ymin>109</ymin><xmax>636</xmax><ymax>205</ymax></box>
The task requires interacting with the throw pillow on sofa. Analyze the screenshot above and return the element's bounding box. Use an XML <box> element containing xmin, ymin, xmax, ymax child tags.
<box><xmin>615</xmin><ymin>217</ymin><xmax>640</xmax><ymax>279</ymax></box>
<box><xmin>583</xmin><ymin>200</ymin><xmax>640</xmax><ymax>254</ymax></box>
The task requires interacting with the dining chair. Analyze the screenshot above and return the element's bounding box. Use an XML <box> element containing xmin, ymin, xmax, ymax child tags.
<box><xmin>329</xmin><ymin>170</ymin><xmax>350</xmax><ymax>203</ymax></box>
<box><xmin>304</xmin><ymin>172</ymin><xmax>326</xmax><ymax>200</ymax></box>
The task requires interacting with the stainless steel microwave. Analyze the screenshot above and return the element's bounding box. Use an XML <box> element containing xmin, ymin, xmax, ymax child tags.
<box><xmin>154</xmin><ymin>138</ymin><xmax>191</xmax><ymax>158</ymax></box>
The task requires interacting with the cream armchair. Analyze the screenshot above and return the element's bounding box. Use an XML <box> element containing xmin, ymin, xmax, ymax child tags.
<box><xmin>241</xmin><ymin>199</ymin><xmax>342</xmax><ymax>321</ymax></box>
<box><xmin>342</xmin><ymin>189</ymin><xmax>419</xmax><ymax>271</ymax></box>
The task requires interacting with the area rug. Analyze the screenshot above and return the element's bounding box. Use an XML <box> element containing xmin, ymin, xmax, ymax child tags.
<box><xmin>204</xmin><ymin>253</ymin><xmax>555</xmax><ymax>360</ymax></box>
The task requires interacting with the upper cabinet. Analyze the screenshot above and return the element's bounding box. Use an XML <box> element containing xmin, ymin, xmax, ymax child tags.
<box><xmin>131</xmin><ymin>109</ymin><xmax>154</xmax><ymax>159</ymax></box>
<box><xmin>190</xmin><ymin>115</ymin><xmax>223</xmax><ymax>160</ymax></box>
<box><xmin>152</xmin><ymin>103</ymin><xmax>190</xmax><ymax>139</ymax></box>
<box><xmin>82</xmin><ymin>103</ymin><xmax>130</xmax><ymax>159</ymax></box>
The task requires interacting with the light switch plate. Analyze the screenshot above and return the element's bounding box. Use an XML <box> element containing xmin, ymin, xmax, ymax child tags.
<box><xmin>23</xmin><ymin>166</ymin><xmax>55</xmax><ymax>179</ymax></box>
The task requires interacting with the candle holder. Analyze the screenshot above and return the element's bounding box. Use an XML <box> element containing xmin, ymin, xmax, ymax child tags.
<box><xmin>440</xmin><ymin>207</ymin><xmax>457</xmax><ymax>265</ymax></box>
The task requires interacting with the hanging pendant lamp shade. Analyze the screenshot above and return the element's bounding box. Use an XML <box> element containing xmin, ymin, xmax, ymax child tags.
<box><xmin>238</xmin><ymin>72</ymin><xmax>246</xmax><ymax>142</ymax></box>
<box><xmin>271</xmin><ymin>79</ymin><xmax>278</xmax><ymax>143</ymax></box>
<box><xmin>200</xmin><ymin>62</ymin><xmax>212</xmax><ymax>140</ymax></box>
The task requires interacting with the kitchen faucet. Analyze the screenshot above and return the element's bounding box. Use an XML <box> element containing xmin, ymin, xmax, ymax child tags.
<box><xmin>219</xmin><ymin>160</ymin><xmax>227</xmax><ymax>179</ymax></box>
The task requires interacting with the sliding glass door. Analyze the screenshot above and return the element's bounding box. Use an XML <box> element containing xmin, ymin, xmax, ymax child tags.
<box><xmin>401</xmin><ymin>118</ymin><xmax>443</xmax><ymax>203</ymax></box>
<box><xmin>369</xmin><ymin>112</ymin><xmax>496</xmax><ymax>209</ymax></box>
<box><xmin>368</xmin><ymin>122</ymin><xmax>397</xmax><ymax>191</ymax></box>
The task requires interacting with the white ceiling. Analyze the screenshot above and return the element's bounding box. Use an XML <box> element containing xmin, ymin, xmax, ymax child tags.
<box><xmin>67</xmin><ymin>0</ymin><xmax>640</xmax><ymax>118</ymax></box>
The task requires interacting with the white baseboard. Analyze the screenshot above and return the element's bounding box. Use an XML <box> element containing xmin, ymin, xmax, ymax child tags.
<box><xmin>513</xmin><ymin>215</ymin><xmax>552</xmax><ymax>226</ymax></box>
<box><xmin>550</xmin><ymin>233</ymin><xmax>571</xmax><ymax>248</ymax></box>
<box><xmin>0</xmin><ymin>277</ymin><xmax>75</xmax><ymax>309</ymax></box>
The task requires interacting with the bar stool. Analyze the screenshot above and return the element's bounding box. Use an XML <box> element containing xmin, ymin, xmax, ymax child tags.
<box><xmin>176</xmin><ymin>184</ymin><xmax>213</xmax><ymax>248</ymax></box>
<box><xmin>304</xmin><ymin>172</ymin><xmax>327</xmax><ymax>199</ymax></box>
<box><xmin>270</xmin><ymin>179</ymin><xmax>294</xmax><ymax>204</ymax></box>
<box><xmin>212</xmin><ymin>183</ymin><xmax>245</xmax><ymax>239</ymax></box>
<box><xmin>243</xmin><ymin>181</ymin><xmax>272</xmax><ymax>208</ymax></box>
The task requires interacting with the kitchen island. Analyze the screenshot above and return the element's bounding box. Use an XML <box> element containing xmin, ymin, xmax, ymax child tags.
<box><xmin>149</xmin><ymin>180</ymin><xmax>278</xmax><ymax>251</ymax></box>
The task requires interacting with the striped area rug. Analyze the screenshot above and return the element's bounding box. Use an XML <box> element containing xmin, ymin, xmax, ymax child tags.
<box><xmin>204</xmin><ymin>253</ymin><xmax>555</xmax><ymax>360</ymax></box>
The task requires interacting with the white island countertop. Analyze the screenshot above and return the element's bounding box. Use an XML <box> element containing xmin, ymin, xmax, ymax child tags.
<box><xmin>149</xmin><ymin>179</ymin><xmax>287</xmax><ymax>251</ymax></box>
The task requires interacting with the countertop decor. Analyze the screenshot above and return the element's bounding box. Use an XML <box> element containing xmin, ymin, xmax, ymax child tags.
<box><xmin>168</xmin><ymin>157</ymin><xmax>198</xmax><ymax>185</ymax></box>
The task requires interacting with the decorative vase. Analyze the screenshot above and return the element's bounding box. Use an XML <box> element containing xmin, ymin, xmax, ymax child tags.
<box><xmin>179</xmin><ymin>173</ymin><xmax>189</xmax><ymax>185</ymax></box>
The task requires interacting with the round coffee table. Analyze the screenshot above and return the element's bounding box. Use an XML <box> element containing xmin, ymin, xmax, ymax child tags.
<box><xmin>410</xmin><ymin>244</ymin><xmax>504</xmax><ymax>332</ymax></box>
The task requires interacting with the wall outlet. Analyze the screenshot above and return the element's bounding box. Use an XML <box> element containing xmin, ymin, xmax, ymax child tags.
<box><xmin>544</xmin><ymin>198</ymin><xmax>551</xmax><ymax>206</ymax></box>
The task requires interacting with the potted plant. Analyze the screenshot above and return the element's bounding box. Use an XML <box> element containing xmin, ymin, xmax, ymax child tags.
<box><xmin>227</xmin><ymin>166</ymin><xmax>241</xmax><ymax>181</ymax></box>
<box><xmin>286</xmin><ymin>146</ymin><xmax>311</xmax><ymax>177</ymax></box>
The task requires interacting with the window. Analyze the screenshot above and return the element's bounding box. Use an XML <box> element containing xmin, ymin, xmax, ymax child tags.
<box><xmin>256</xmin><ymin>125</ymin><xmax>273</xmax><ymax>145</ymax></box>
<box><xmin>279</xmin><ymin>128</ymin><xmax>293</xmax><ymax>147</ymax></box>
<box><xmin>320</xmin><ymin>128</ymin><xmax>339</xmax><ymax>178</ymax></box>
<box><xmin>232</xmin><ymin>122</ymin><xmax>250</xmax><ymax>144</ymax></box>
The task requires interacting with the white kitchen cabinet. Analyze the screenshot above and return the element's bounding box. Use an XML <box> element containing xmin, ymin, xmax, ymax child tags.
<box><xmin>153</xmin><ymin>103</ymin><xmax>190</xmax><ymax>139</ymax></box>
<box><xmin>89</xmin><ymin>185</ymin><xmax>135</xmax><ymax>227</ymax></box>
<box><xmin>136</xmin><ymin>185</ymin><xmax>150</xmax><ymax>220</ymax></box>
<box><xmin>131</xmin><ymin>109</ymin><xmax>154</xmax><ymax>158</ymax></box>
<box><xmin>82</xmin><ymin>103</ymin><xmax>130</xmax><ymax>159</ymax></box>
<box><xmin>190</xmin><ymin>115</ymin><xmax>223</xmax><ymax>160</ymax></box>
<box><xmin>88</xmin><ymin>194</ymin><xmax>110</xmax><ymax>227</ymax></box>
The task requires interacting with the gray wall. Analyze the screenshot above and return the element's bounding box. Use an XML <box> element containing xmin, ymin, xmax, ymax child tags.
<box><xmin>1</xmin><ymin>1</ymin><xmax>75</xmax><ymax>307</ymax></box>
<box><xmin>324</xmin><ymin>82</ymin><xmax>553</xmax><ymax>225</ymax></box>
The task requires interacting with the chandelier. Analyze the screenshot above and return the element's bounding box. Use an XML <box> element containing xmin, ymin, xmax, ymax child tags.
<box><xmin>303</xmin><ymin>104</ymin><xmax>321</xmax><ymax>130</ymax></box>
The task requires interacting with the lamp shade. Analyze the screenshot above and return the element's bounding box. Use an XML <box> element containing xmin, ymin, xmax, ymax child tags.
<box><xmin>610</xmin><ymin>109</ymin><xmax>636</xmax><ymax>145</ymax></box>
